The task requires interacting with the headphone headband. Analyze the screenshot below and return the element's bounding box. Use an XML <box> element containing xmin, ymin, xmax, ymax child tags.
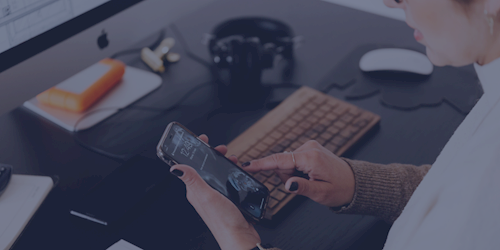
<box><xmin>212</xmin><ymin>17</ymin><xmax>294</xmax><ymax>43</ymax></box>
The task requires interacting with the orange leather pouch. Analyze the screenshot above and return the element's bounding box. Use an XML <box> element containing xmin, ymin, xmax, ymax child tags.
<box><xmin>37</xmin><ymin>58</ymin><xmax>125</xmax><ymax>113</ymax></box>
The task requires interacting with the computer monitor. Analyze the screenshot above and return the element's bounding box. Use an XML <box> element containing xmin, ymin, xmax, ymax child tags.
<box><xmin>0</xmin><ymin>0</ymin><xmax>216</xmax><ymax>116</ymax></box>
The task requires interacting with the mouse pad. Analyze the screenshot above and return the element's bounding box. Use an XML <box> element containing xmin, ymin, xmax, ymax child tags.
<box><xmin>318</xmin><ymin>44</ymin><xmax>483</xmax><ymax>114</ymax></box>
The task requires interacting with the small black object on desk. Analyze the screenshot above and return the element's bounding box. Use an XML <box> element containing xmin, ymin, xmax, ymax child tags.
<box><xmin>0</xmin><ymin>164</ymin><xmax>12</xmax><ymax>197</ymax></box>
<box><xmin>207</xmin><ymin>17</ymin><xmax>296</xmax><ymax>106</ymax></box>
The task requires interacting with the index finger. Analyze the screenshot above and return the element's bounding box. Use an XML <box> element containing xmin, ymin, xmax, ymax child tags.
<box><xmin>243</xmin><ymin>152</ymin><xmax>297</xmax><ymax>173</ymax></box>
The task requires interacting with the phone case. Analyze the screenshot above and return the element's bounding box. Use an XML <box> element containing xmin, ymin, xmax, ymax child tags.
<box><xmin>156</xmin><ymin>122</ymin><xmax>269</xmax><ymax>221</ymax></box>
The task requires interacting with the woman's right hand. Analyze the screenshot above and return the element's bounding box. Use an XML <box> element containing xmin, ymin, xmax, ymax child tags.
<box><xmin>243</xmin><ymin>140</ymin><xmax>356</xmax><ymax>208</ymax></box>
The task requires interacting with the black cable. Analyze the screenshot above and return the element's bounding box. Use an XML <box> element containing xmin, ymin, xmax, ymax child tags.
<box><xmin>73</xmin><ymin>82</ymin><xmax>213</xmax><ymax>161</ymax></box>
<box><xmin>169</xmin><ymin>23</ymin><xmax>213</xmax><ymax>69</ymax></box>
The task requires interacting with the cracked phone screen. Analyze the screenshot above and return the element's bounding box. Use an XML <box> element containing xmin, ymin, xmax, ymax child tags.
<box><xmin>162</xmin><ymin>124</ymin><xmax>268</xmax><ymax>219</ymax></box>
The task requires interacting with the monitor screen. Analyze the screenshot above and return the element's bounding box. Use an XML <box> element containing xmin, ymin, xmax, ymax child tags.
<box><xmin>0</xmin><ymin>0</ymin><xmax>141</xmax><ymax>73</ymax></box>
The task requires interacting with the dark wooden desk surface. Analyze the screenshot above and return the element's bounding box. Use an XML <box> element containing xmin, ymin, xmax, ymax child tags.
<box><xmin>0</xmin><ymin>0</ymin><xmax>473</xmax><ymax>249</ymax></box>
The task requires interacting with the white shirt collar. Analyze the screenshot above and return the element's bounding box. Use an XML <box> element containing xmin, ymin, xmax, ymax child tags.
<box><xmin>474</xmin><ymin>57</ymin><xmax>500</xmax><ymax>96</ymax></box>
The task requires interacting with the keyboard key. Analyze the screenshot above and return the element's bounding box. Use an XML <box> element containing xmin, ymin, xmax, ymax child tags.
<box><xmin>340</xmin><ymin>129</ymin><xmax>354</xmax><ymax>139</ymax></box>
<box><xmin>270</xmin><ymin>144</ymin><xmax>285</xmax><ymax>153</ymax></box>
<box><xmin>313</xmin><ymin>110</ymin><xmax>326</xmax><ymax>117</ymax></box>
<box><xmin>320</xmin><ymin>132</ymin><xmax>334</xmax><ymax>141</ymax></box>
<box><xmin>285</xmin><ymin>120</ymin><xmax>297</xmax><ymax>127</ymax></box>
<box><xmin>267</xmin><ymin>175</ymin><xmax>282</xmax><ymax>186</ymax></box>
<box><xmin>319</xmin><ymin>105</ymin><xmax>331</xmax><ymax>112</ymax></box>
<box><xmin>326</xmin><ymin>126</ymin><xmax>340</xmax><ymax>135</ymax></box>
<box><xmin>315</xmin><ymin>137</ymin><xmax>327</xmax><ymax>145</ymax></box>
<box><xmin>262</xmin><ymin>151</ymin><xmax>274</xmax><ymax>158</ymax></box>
<box><xmin>298</xmin><ymin>136</ymin><xmax>310</xmax><ymax>144</ymax></box>
<box><xmin>349</xmin><ymin>108</ymin><xmax>361</xmax><ymax>116</ymax></box>
<box><xmin>312</xmin><ymin>124</ymin><xmax>326</xmax><ymax>133</ymax></box>
<box><xmin>312</xmin><ymin>95</ymin><xmax>327</xmax><ymax>105</ymax></box>
<box><xmin>325</xmin><ymin>113</ymin><xmax>338</xmax><ymax>121</ymax></box>
<box><xmin>347</xmin><ymin>125</ymin><xmax>361</xmax><ymax>134</ymax></box>
<box><xmin>254</xmin><ymin>174</ymin><xmax>268</xmax><ymax>183</ymax></box>
<box><xmin>319</xmin><ymin>119</ymin><xmax>332</xmax><ymax>126</ymax></box>
<box><xmin>327</xmin><ymin>99</ymin><xmax>339</xmax><ymax>108</ymax></box>
<box><xmin>333</xmin><ymin>105</ymin><xmax>349</xmax><ymax>115</ymax></box>
<box><xmin>247</xmin><ymin>149</ymin><xmax>261</xmax><ymax>158</ymax></box>
<box><xmin>271</xmin><ymin>189</ymin><xmax>287</xmax><ymax>201</ymax></box>
<box><xmin>305</xmin><ymin>103</ymin><xmax>317</xmax><ymax>110</ymax></box>
<box><xmin>299</xmin><ymin>121</ymin><xmax>313</xmax><ymax>130</ymax></box>
<box><xmin>298</xmin><ymin>109</ymin><xmax>309</xmax><ymax>116</ymax></box>
<box><xmin>304</xmin><ymin>130</ymin><xmax>319</xmax><ymax>139</ymax></box>
<box><xmin>279</xmin><ymin>139</ymin><xmax>293</xmax><ymax>148</ymax></box>
<box><xmin>255</xmin><ymin>143</ymin><xmax>268</xmax><ymax>152</ymax></box>
<box><xmin>290</xmin><ymin>142</ymin><xmax>302</xmax><ymax>150</ymax></box>
<box><xmin>277</xmin><ymin>184</ymin><xmax>289</xmax><ymax>193</ymax></box>
<box><xmin>278</xmin><ymin>125</ymin><xmax>291</xmax><ymax>133</ymax></box>
<box><xmin>340</xmin><ymin>114</ymin><xmax>354</xmax><ymax>123</ymax></box>
<box><xmin>268</xmin><ymin>198</ymin><xmax>279</xmax><ymax>208</ymax></box>
<box><xmin>261</xmin><ymin>170</ymin><xmax>275</xmax><ymax>177</ymax></box>
<box><xmin>291</xmin><ymin>113</ymin><xmax>304</xmax><ymax>121</ymax></box>
<box><xmin>333</xmin><ymin>120</ymin><xmax>347</xmax><ymax>129</ymax></box>
<box><xmin>292</xmin><ymin>127</ymin><xmax>305</xmax><ymax>135</ymax></box>
<box><xmin>325</xmin><ymin>143</ymin><xmax>339</xmax><ymax>153</ymax></box>
<box><xmin>265</xmin><ymin>182</ymin><xmax>276</xmax><ymax>192</ymax></box>
<box><xmin>270</xmin><ymin>131</ymin><xmax>283</xmax><ymax>139</ymax></box>
<box><xmin>307</xmin><ymin>116</ymin><xmax>319</xmax><ymax>124</ymax></box>
<box><xmin>263</xmin><ymin>137</ymin><xmax>276</xmax><ymax>145</ymax></box>
<box><xmin>331</xmin><ymin>136</ymin><xmax>347</xmax><ymax>146</ymax></box>
<box><xmin>285</xmin><ymin>133</ymin><xmax>298</xmax><ymax>140</ymax></box>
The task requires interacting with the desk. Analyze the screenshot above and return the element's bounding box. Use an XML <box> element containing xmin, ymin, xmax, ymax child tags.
<box><xmin>0</xmin><ymin>0</ymin><xmax>474</xmax><ymax>249</ymax></box>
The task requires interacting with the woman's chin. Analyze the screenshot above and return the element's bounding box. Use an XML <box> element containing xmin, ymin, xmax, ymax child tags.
<box><xmin>426</xmin><ymin>47</ymin><xmax>449</xmax><ymax>67</ymax></box>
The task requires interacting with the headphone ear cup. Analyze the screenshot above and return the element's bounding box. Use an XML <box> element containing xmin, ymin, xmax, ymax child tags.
<box><xmin>261</xmin><ymin>43</ymin><xmax>275</xmax><ymax>69</ymax></box>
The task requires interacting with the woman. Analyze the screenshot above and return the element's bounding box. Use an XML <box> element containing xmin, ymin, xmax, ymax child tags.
<box><xmin>170</xmin><ymin>0</ymin><xmax>500</xmax><ymax>249</ymax></box>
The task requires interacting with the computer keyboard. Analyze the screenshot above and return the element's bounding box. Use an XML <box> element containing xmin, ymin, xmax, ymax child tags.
<box><xmin>226</xmin><ymin>86</ymin><xmax>380</xmax><ymax>219</ymax></box>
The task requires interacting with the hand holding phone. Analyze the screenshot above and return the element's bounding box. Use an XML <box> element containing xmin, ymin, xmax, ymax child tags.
<box><xmin>170</xmin><ymin>160</ymin><xmax>262</xmax><ymax>250</ymax></box>
<box><xmin>157</xmin><ymin>122</ymin><xmax>269</xmax><ymax>221</ymax></box>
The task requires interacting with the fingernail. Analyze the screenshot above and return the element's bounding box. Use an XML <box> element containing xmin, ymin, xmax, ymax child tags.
<box><xmin>289</xmin><ymin>182</ymin><xmax>299</xmax><ymax>191</ymax></box>
<box><xmin>171</xmin><ymin>169</ymin><xmax>184</xmax><ymax>177</ymax></box>
<box><xmin>241</xmin><ymin>161</ymin><xmax>251</xmax><ymax>167</ymax></box>
<box><xmin>230</xmin><ymin>155</ymin><xmax>237</xmax><ymax>158</ymax></box>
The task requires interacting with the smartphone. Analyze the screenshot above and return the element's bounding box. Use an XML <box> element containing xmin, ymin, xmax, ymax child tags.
<box><xmin>157</xmin><ymin>122</ymin><xmax>269</xmax><ymax>221</ymax></box>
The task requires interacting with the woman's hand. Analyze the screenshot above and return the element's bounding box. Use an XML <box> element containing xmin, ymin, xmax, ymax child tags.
<box><xmin>243</xmin><ymin>140</ymin><xmax>355</xmax><ymax>208</ymax></box>
<box><xmin>170</xmin><ymin>134</ymin><xmax>261</xmax><ymax>250</ymax></box>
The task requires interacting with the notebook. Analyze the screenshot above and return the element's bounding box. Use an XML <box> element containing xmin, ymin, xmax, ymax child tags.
<box><xmin>0</xmin><ymin>175</ymin><xmax>53</xmax><ymax>249</ymax></box>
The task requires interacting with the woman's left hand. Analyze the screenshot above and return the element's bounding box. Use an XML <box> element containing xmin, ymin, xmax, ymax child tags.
<box><xmin>170</xmin><ymin>134</ymin><xmax>261</xmax><ymax>250</ymax></box>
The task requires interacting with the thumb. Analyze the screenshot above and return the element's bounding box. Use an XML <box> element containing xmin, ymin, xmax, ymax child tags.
<box><xmin>284</xmin><ymin>176</ymin><xmax>330</xmax><ymax>202</ymax></box>
<box><xmin>170</xmin><ymin>164</ymin><xmax>210</xmax><ymax>192</ymax></box>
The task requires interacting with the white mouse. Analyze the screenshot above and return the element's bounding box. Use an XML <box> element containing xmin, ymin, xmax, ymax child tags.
<box><xmin>359</xmin><ymin>48</ymin><xmax>433</xmax><ymax>75</ymax></box>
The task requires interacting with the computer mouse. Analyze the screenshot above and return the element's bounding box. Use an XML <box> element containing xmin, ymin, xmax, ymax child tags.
<box><xmin>359</xmin><ymin>48</ymin><xmax>433</xmax><ymax>75</ymax></box>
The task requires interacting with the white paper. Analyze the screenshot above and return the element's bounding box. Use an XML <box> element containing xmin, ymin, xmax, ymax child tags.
<box><xmin>107</xmin><ymin>240</ymin><xmax>143</xmax><ymax>250</ymax></box>
<box><xmin>322</xmin><ymin>0</ymin><xmax>406</xmax><ymax>22</ymax></box>
<box><xmin>55</xmin><ymin>62</ymin><xmax>112</xmax><ymax>94</ymax></box>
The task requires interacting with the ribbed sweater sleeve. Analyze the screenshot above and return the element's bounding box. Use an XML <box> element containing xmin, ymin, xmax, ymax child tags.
<box><xmin>332</xmin><ymin>158</ymin><xmax>431</xmax><ymax>224</ymax></box>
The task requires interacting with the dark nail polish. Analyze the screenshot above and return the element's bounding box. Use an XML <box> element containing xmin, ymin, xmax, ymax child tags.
<box><xmin>289</xmin><ymin>182</ymin><xmax>299</xmax><ymax>191</ymax></box>
<box><xmin>241</xmin><ymin>161</ymin><xmax>251</xmax><ymax>167</ymax></box>
<box><xmin>171</xmin><ymin>169</ymin><xmax>184</xmax><ymax>177</ymax></box>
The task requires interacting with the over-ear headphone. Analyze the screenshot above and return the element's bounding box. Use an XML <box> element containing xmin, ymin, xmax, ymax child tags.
<box><xmin>205</xmin><ymin>17</ymin><xmax>296</xmax><ymax>105</ymax></box>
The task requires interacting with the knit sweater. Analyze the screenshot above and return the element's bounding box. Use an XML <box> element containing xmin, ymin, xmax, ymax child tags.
<box><xmin>333</xmin><ymin>158</ymin><xmax>431</xmax><ymax>224</ymax></box>
<box><xmin>258</xmin><ymin>159</ymin><xmax>431</xmax><ymax>250</ymax></box>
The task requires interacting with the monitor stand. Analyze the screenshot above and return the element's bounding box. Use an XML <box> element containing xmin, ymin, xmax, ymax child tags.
<box><xmin>23</xmin><ymin>66</ymin><xmax>162</xmax><ymax>132</ymax></box>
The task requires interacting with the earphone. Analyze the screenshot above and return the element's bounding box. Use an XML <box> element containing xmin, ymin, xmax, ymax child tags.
<box><xmin>204</xmin><ymin>17</ymin><xmax>297</xmax><ymax>105</ymax></box>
